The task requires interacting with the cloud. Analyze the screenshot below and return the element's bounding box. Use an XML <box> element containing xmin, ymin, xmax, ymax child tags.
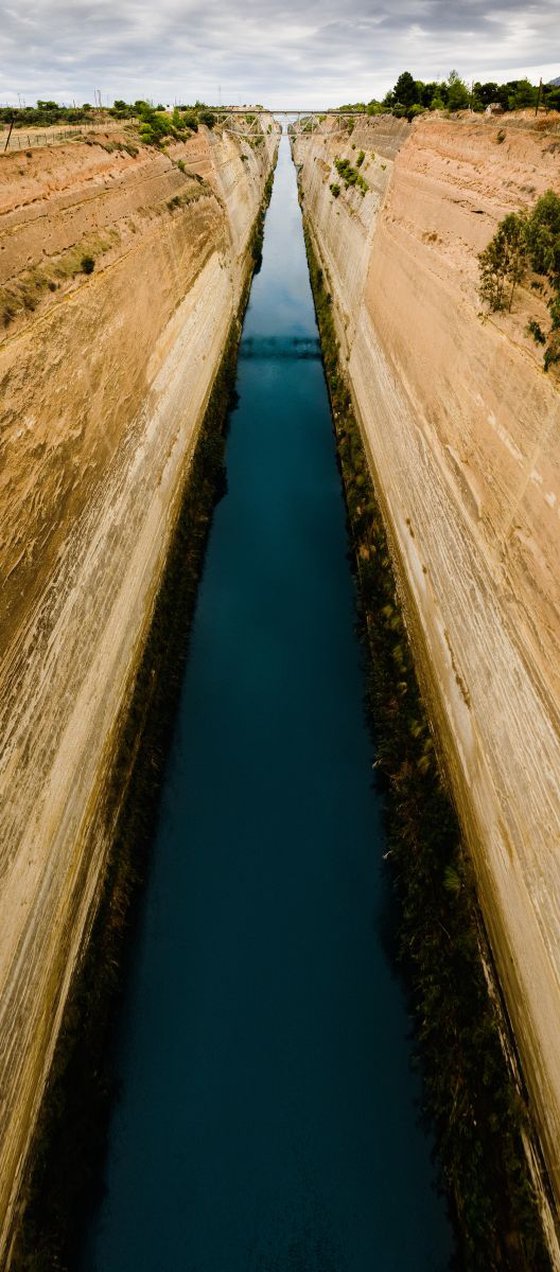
<box><xmin>0</xmin><ymin>0</ymin><xmax>558</xmax><ymax>107</ymax></box>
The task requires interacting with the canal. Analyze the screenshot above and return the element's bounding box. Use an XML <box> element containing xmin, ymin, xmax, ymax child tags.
<box><xmin>84</xmin><ymin>137</ymin><xmax>452</xmax><ymax>1271</ymax></box>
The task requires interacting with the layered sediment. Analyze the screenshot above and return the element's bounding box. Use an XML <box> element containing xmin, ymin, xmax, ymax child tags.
<box><xmin>295</xmin><ymin>112</ymin><xmax>560</xmax><ymax>1241</ymax></box>
<box><xmin>0</xmin><ymin>118</ymin><xmax>277</xmax><ymax>1256</ymax></box>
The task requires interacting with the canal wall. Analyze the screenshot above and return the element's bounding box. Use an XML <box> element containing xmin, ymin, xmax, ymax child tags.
<box><xmin>295</xmin><ymin>113</ymin><xmax>560</xmax><ymax>1237</ymax></box>
<box><xmin>0</xmin><ymin>118</ymin><xmax>278</xmax><ymax>1258</ymax></box>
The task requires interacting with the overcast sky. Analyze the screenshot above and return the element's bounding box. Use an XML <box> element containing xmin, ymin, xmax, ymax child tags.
<box><xmin>1</xmin><ymin>0</ymin><xmax>558</xmax><ymax>109</ymax></box>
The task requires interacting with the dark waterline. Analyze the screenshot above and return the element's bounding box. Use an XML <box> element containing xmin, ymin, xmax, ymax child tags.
<box><xmin>84</xmin><ymin>139</ymin><xmax>452</xmax><ymax>1271</ymax></box>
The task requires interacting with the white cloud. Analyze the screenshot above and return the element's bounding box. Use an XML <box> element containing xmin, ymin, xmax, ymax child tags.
<box><xmin>0</xmin><ymin>0</ymin><xmax>558</xmax><ymax>107</ymax></box>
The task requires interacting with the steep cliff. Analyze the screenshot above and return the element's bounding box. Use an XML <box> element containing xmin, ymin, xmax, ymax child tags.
<box><xmin>295</xmin><ymin>112</ymin><xmax>560</xmax><ymax>1233</ymax></box>
<box><xmin>0</xmin><ymin>119</ymin><xmax>277</xmax><ymax>1254</ymax></box>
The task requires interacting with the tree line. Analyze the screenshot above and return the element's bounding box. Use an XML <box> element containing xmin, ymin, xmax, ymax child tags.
<box><xmin>340</xmin><ymin>69</ymin><xmax>560</xmax><ymax>120</ymax></box>
<box><xmin>0</xmin><ymin>99</ymin><xmax>218</xmax><ymax>136</ymax></box>
<box><xmin>0</xmin><ymin>100</ymin><xmax>94</xmax><ymax>128</ymax></box>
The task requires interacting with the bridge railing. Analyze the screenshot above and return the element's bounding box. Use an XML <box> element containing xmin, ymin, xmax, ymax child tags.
<box><xmin>214</xmin><ymin>109</ymin><xmax>357</xmax><ymax>137</ymax></box>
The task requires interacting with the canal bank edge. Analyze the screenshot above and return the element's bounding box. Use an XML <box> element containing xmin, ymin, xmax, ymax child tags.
<box><xmin>299</xmin><ymin>197</ymin><xmax>556</xmax><ymax>1268</ymax></box>
<box><xmin>6</xmin><ymin>148</ymin><xmax>278</xmax><ymax>1272</ymax></box>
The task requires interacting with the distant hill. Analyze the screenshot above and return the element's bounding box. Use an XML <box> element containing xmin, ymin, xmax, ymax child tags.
<box><xmin>549</xmin><ymin>75</ymin><xmax>560</xmax><ymax>86</ymax></box>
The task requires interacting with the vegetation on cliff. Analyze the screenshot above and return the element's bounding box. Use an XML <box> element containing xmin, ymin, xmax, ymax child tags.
<box><xmin>0</xmin><ymin>99</ymin><xmax>220</xmax><ymax>147</ymax></box>
<box><xmin>479</xmin><ymin>190</ymin><xmax>560</xmax><ymax>370</ymax></box>
<box><xmin>302</xmin><ymin>216</ymin><xmax>552</xmax><ymax>1271</ymax></box>
<box><xmin>333</xmin><ymin>156</ymin><xmax>368</xmax><ymax>195</ymax></box>
<box><xmin>132</xmin><ymin>100</ymin><xmax>215</xmax><ymax>145</ymax></box>
<box><xmin>248</xmin><ymin>163</ymin><xmax>276</xmax><ymax>273</ymax></box>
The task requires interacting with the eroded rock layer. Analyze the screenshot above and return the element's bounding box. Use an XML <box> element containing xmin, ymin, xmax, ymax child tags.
<box><xmin>295</xmin><ymin>113</ymin><xmax>560</xmax><ymax>1232</ymax></box>
<box><xmin>0</xmin><ymin>120</ymin><xmax>277</xmax><ymax>1254</ymax></box>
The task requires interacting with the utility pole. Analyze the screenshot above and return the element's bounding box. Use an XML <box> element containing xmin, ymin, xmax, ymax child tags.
<box><xmin>4</xmin><ymin>114</ymin><xmax>14</xmax><ymax>151</ymax></box>
<box><xmin>535</xmin><ymin>77</ymin><xmax>542</xmax><ymax>116</ymax></box>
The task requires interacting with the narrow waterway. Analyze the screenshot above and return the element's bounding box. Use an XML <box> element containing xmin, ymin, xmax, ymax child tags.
<box><xmin>84</xmin><ymin>138</ymin><xmax>452</xmax><ymax>1271</ymax></box>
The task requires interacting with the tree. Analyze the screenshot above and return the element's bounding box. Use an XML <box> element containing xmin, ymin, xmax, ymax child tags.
<box><xmin>472</xmin><ymin>81</ymin><xmax>499</xmax><ymax>110</ymax></box>
<box><xmin>478</xmin><ymin>212</ymin><xmax>527</xmax><ymax>311</ymax></box>
<box><xmin>393</xmin><ymin>71</ymin><xmax>420</xmax><ymax>107</ymax></box>
<box><xmin>544</xmin><ymin>84</ymin><xmax>560</xmax><ymax>112</ymax></box>
<box><xmin>510</xmin><ymin>78</ymin><xmax>538</xmax><ymax>109</ymax></box>
<box><xmin>446</xmin><ymin>70</ymin><xmax>470</xmax><ymax>111</ymax></box>
<box><xmin>525</xmin><ymin>190</ymin><xmax>560</xmax><ymax>281</ymax></box>
<box><xmin>421</xmin><ymin>81</ymin><xmax>441</xmax><ymax>108</ymax></box>
<box><xmin>112</xmin><ymin>98</ymin><xmax>132</xmax><ymax>118</ymax></box>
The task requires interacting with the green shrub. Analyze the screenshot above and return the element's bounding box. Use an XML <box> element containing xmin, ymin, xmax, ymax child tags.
<box><xmin>525</xmin><ymin>190</ymin><xmax>560</xmax><ymax>281</ymax></box>
<box><xmin>479</xmin><ymin>191</ymin><xmax>560</xmax><ymax>369</ymax></box>
<box><xmin>526</xmin><ymin>319</ymin><xmax>546</xmax><ymax>344</ymax></box>
<box><xmin>478</xmin><ymin>212</ymin><xmax>527</xmax><ymax>311</ymax></box>
<box><xmin>543</xmin><ymin>325</ymin><xmax>560</xmax><ymax>371</ymax></box>
<box><xmin>80</xmin><ymin>255</ymin><xmax>95</xmax><ymax>275</ymax></box>
<box><xmin>334</xmin><ymin>155</ymin><xmax>369</xmax><ymax>193</ymax></box>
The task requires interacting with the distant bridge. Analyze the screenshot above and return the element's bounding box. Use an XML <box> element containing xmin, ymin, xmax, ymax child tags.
<box><xmin>212</xmin><ymin>108</ymin><xmax>359</xmax><ymax>137</ymax></box>
<box><xmin>214</xmin><ymin>108</ymin><xmax>359</xmax><ymax>115</ymax></box>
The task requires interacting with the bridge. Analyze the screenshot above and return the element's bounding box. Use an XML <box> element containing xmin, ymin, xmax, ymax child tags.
<box><xmin>212</xmin><ymin>108</ymin><xmax>360</xmax><ymax>137</ymax></box>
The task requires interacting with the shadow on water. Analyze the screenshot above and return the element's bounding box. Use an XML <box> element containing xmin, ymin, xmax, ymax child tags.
<box><xmin>239</xmin><ymin>335</ymin><xmax>322</xmax><ymax>360</ymax></box>
<box><xmin>83</xmin><ymin>138</ymin><xmax>452</xmax><ymax>1272</ymax></box>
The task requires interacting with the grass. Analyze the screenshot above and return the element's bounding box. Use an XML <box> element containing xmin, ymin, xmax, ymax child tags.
<box><xmin>1</xmin><ymin>232</ymin><xmax>119</xmax><ymax>326</ymax></box>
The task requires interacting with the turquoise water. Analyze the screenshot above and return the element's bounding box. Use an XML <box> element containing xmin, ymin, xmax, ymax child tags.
<box><xmin>84</xmin><ymin>139</ymin><xmax>452</xmax><ymax>1271</ymax></box>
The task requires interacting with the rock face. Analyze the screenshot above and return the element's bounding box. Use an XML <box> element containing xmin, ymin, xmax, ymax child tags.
<box><xmin>0</xmin><ymin>121</ymin><xmax>277</xmax><ymax>1255</ymax></box>
<box><xmin>295</xmin><ymin>113</ymin><xmax>560</xmax><ymax>1228</ymax></box>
